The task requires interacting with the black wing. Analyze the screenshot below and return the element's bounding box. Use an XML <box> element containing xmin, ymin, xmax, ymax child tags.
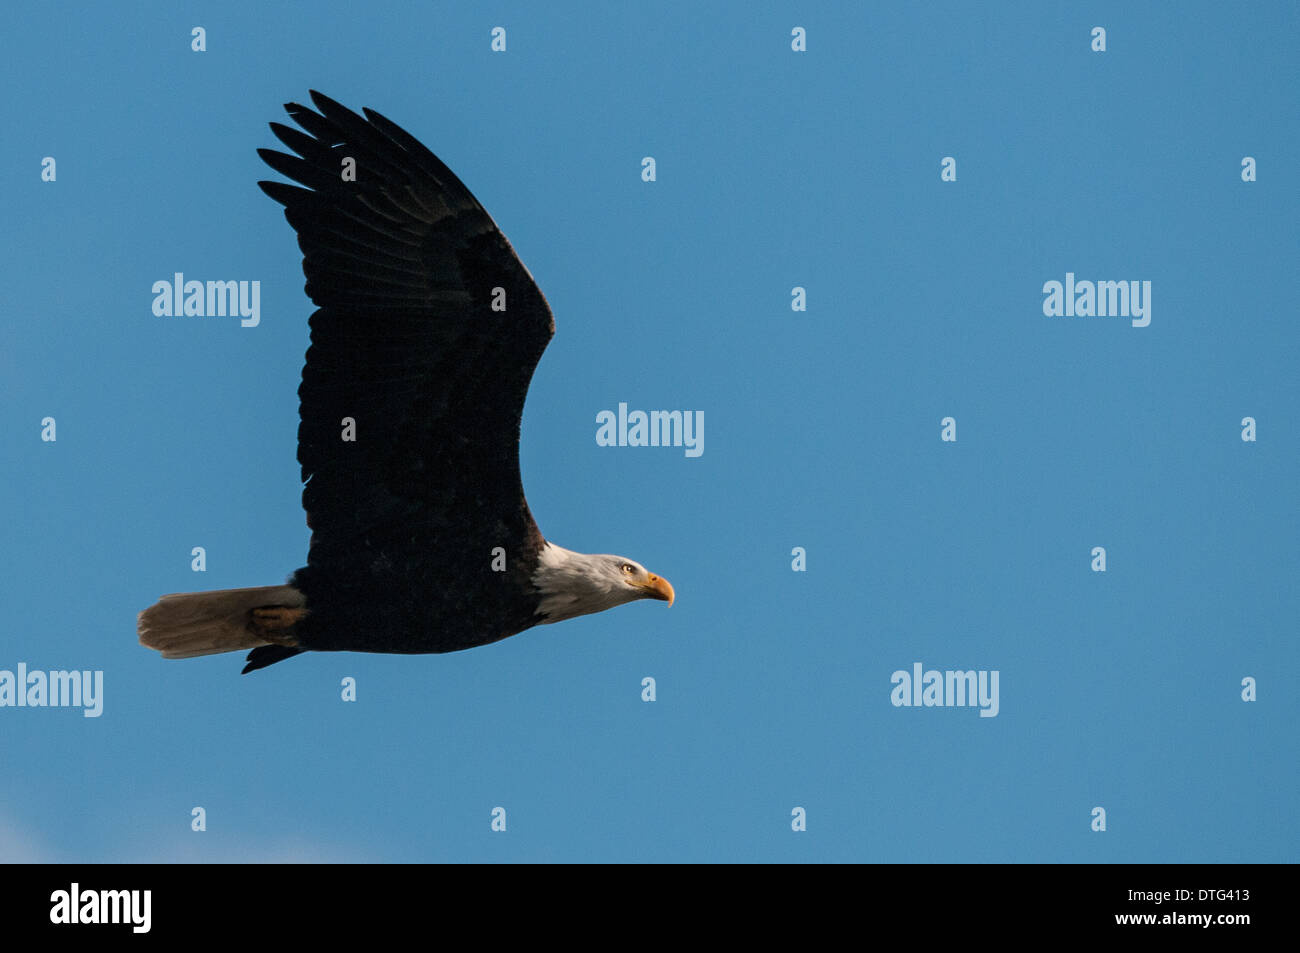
<box><xmin>257</xmin><ymin>91</ymin><xmax>554</xmax><ymax>655</ymax></box>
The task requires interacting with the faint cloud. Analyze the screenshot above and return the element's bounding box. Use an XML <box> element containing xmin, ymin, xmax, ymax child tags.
<box><xmin>122</xmin><ymin>837</ymin><xmax>368</xmax><ymax>864</ymax></box>
<box><xmin>0</xmin><ymin>812</ymin><xmax>59</xmax><ymax>863</ymax></box>
<box><xmin>0</xmin><ymin>807</ymin><xmax>366</xmax><ymax>863</ymax></box>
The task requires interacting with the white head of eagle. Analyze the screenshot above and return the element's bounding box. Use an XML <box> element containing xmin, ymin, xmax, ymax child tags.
<box><xmin>532</xmin><ymin>544</ymin><xmax>675</xmax><ymax>625</ymax></box>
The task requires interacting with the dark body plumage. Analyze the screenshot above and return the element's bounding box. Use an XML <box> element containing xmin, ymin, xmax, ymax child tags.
<box><xmin>251</xmin><ymin>91</ymin><xmax>555</xmax><ymax>671</ymax></box>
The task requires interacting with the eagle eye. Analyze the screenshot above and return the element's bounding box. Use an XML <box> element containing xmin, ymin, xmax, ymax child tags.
<box><xmin>621</xmin><ymin>563</ymin><xmax>635</xmax><ymax>574</ymax></box>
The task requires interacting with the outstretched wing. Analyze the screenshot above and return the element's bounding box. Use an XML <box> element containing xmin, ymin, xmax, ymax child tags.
<box><xmin>257</xmin><ymin>91</ymin><xmax>554</xmax><ymax>652</ymax></box>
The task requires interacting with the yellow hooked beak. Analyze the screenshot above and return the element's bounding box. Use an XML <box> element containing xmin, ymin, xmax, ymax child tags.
<box><xmin>639</xmin><ymin>572</ymin><xmax>675</xmax><ymax>607</ymax></box>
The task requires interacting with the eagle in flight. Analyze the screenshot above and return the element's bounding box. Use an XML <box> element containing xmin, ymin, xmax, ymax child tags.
<box><xmin>138</xmin><ymin>91</ymin><xmax>674</xmax><ymax>673</ymax></box>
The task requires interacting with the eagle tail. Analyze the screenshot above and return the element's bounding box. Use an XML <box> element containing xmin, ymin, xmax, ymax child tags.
<box><xmin>137</xmin><ymin>585</ymin><xmax>306</xmax><ymax>670</ymax></box>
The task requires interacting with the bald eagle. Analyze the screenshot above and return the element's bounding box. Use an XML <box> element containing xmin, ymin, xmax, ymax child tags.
<box><xmin>138</xmin><ymin>91</ymin><xmax>674</xmax><ymax>674</ymax></box>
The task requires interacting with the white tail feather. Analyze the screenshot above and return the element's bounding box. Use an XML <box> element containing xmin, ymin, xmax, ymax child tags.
<box><xmin>137</xmin><ymin>585</ymin><xmax>304</xmax><ymax>659</ymax></box>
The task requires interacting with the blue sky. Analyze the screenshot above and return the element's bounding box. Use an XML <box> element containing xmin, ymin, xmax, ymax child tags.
<box><xmin>1</xmin><ymin>1</ymin><xmax>1295</xmax><ymax>862</ymax></box>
